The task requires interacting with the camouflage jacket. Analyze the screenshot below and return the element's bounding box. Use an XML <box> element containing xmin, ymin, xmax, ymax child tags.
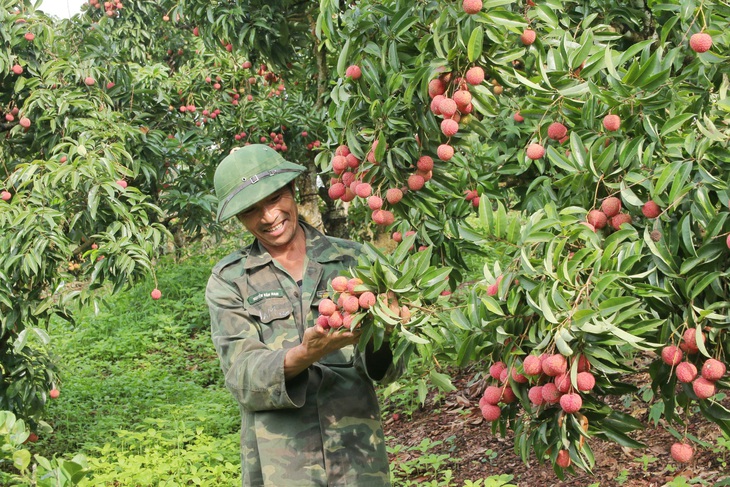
<box><xmin>206</xmin><ymin>221</ymin><xmax>403</xmax><ymax>486</ymax></box>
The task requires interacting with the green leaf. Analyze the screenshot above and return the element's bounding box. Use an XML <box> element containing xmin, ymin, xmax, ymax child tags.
<box><xmin>336</xmin><ymin>38</ymin><xmax>350</xmax><ymax>78</ymax></box>
<box><xmin>13</xmin><ymin>449</ymin><xmax>31</xmax><ymax>472</ymax></box>
<box><xmin>429</xmin><ymin>369</ymin><xmax>456</xmax><ymax>392</ymax></box>
<box><xmin>660</xmin><ymin>113</ymin><xmax>695</xmax><ymax>136</ymax></box>
<box><xmin>467</xmin><ymin>26</ymin><xmax>484</xmax><ymax>62</ymax></box>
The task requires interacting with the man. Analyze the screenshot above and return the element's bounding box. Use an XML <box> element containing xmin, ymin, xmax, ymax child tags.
<box><xmin>206</xmin><ymin>144</ymin><xmax>402</xmax><ymax>486</ymax></box>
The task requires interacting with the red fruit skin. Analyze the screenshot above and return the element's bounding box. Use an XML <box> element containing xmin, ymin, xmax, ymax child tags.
<box><xmin>386</xmin><ymin>188</ymin><xmax>403</xmax><ymax>204</ymax></box>
<box><xmin>437</xmin><ymin>144</ymin><xmax>454</xmax><ymax>161</ymax></box>
<box><xmin>521</xmin><ymin>29</ymin><xmax>537</xmax><ymax>46</ymax></box>
<box><xmin>576</xmin><ymin>372</ymin><xmax>595</xmax><ymax>392</ymax></box>
<box><xmin>523</xmin><ymin>355</ymin><xmax>543</xmax><ymax>376</ymax></box>
<box><xmin>480</xmin><ymin>403</ymin><xmax>501</xmax><ymax>421</ymax></box>
<box><xmin>542</xmin><ymin>354</ymin><xmax>567</xmax><ymax>377</ymax></box>
<box><xmin>358</xmin><ymin>291</ymin><xmax>376</xmax><ymax>309</ymax></box>
<box><xmin>547</xmin><ymin>122</ymin><xmax>568</xmax><ymax>140</ymax></box>
<box><xmin>513</xmin><ymin>112</ymin><xmax>524</xmax><ymax>122</ymax></box>
<box><xmin>408</xmin><ymin>174</ymin><xmax>425</xmax><ymax>191</ymax></box>
<box><xmin>342</xmin><ymin>295</ymin><xmax>359</xmax><ymax>314</ymax></box>
<box><xmin>555</xmin><ymin>373</ymin><xmax>571</xmax><ymax>393</ymax></box>
<box><xmin>345</xmin><ymin>65</ymin><xmax>362</xmax><ymax>79</ymax></box>
<box><xmin>428</xmin><ymin>78</ymin><xmax>446</xmax><ymax>98</ymax></box>
<box><xmin>465</xmin><ymin>67</ymin><xmax>485</xmax><ymax>85</ymax></box>
<box><xmin>439</xmin><ymin>98</ymin><xmax>457</xmax><ymax>118</ymax></box>
<box><xmin>528</xmin><ymin>386</ymin><xmax>544</xmax><ymax>406</ymax></box>
<box><xmin>355</xmin><ymin>183</ymin><xmax>372</xmax><ymax>198</ymax></box>
<box><xmin>676</xmin><ymin>362</ymin><xmax>697</xmax><ymax>383</ymax></box>
<box><xmin>331</xmin><ymin>276</ymin><xmax>348</xmax><ymax>293</ymax></box>
<box><xmin>576</xmin><ymin>354</ymin><xmax>591</xmax><ymax>372</ymax></box>
<box><xmin>511</xmin><ymin>367</ymin><xmax>528</xmax><ymax>384</ymax></box>
<box><xmin>661</xmin><ymin>345</ymin><xmax>683</xmax><ymax>366</ymax></box>
<box><xmin>671</xmin><ymin>442</ymin><xmax>694</xmax><ymax>463</ymax></box>
<box><xmin>328</xmin><ymin>311</ymin><xmax>344</xmax><ymax>328</ymax></box>
<box><xmin>1</xmin><ymin>191</ymin><xmax>11</xmax><ymax>201</ymax></box>
<box><xmin>541</xmin><ymin>382</ymin><xmax>561</xmax><ymax>404</ymax></box>
<box><xmin>417</xmin><ymin>155</ymin><xmax>434</xmax><ymax>172</ymax></box>
<box><xmin>601</xmin><ymin>197</ymin><xmax>621</xmax><ymax>217</ymax></box>
<box><xmin>367</xmin><ymin>195</ymin><xmax>383</xmax><ymax>210</ymax></box>
<box><xmin>482</xmin><ymin>386</ymin><xmax>502</xmax><ymax>405</ymax></box>
<box><xmin>560</xmin><ymin>393</ymin><xmax>582</xmax><ymax>413</ymax></box>
<box><xmin>693</xmin><ymin>377</ymin><xmax>716</xmax><ymax>399</ymax></box>
<box><xmin>682</xmin><ymin>328</ymin><xmax>702</xmax><ymax>353</ymax></box>
<box><xmin>642</xmin><ymin>200</ymin><xmax>661</xmax><ymax>218</ymax></box>
<box><xmin>556</xmin><ymin>450</ymin><xmax>571</xmax><ymax>468</ymax></box>
<box><xmin>150</xmin><ymin>288</ymin><xmax>162</xmax><ymax>300</ymax></box>
<box><xmin>689</xmin><ymin>33</ymin><xmax>712</xmax><ymax>53</ymax></box>
<box><xmin>318</xmin><ymin>298</ymin><xmax>337</xmax><ymax>316</ymax></box>
<box><xmin>316</xmin><ymin>315</ymin><xmax>330</xmax><ymax>329</ymax></box>
<box><xmin>701</xmin><ymin>358</ymin><xmax>726</xmax><ymax>381</ymax></box>
<box><xmin>610</xmin><ymin>213</ymin><xmax>632</xmax><ymax>230</ymax></box>
<box><xmin>526</xmin><ymin>143</ymin><xmax>545</xmax><ymax>160</ymax></box>
<box><xmin>328</xmin><ymin>182</ymin><xmax>346</xmax><ymax>200</ymax></box>
<box><xmin>441</xmin><ymin>118</ymin><xmax>459</xmax><ymax>137</ymax></box>
<box><xmin>587</xmin><ymin>210</ymin><xmax>608</xmax><ymax>229</ymax></box>
<box><xmin>489</xmin><ymin>361</ymin><xmax>507</xmax><ymax>380</ymax></box>
<box><xmin>462</xmin><ymin>0</ymin><xmax>483</xmax><ymax>15</ymax></box>
<box><xmin>49</xmin><ymin>388</ymin><xmax>60</xmax><ymax>399</ymax></box>
<box><xmin>603</xmin><ymin>114</ymin><xmax>621</xmax><ymax>131</ymax></box>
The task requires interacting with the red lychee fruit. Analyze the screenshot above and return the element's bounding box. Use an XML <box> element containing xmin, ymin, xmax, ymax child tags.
<box><xmin>342</xmin><ymin>295</ymin><xmax>360</xmax><ymax>314</ymax></box>
<box><xmin>318</xmin><ymin>298</ymin><xmax>337</xmax><ymax>316</ymax></box>
<box><xmin>542</xmin><ymin>354</ymin><xmax>567</xmax><ymax>377</ymax></box>
<box><xmin>439</xmin><ymin>98</ymin><xmax>458</xmax><ymax>118</ymax></box>
<box><xmin>576</xmin><ymin>372</ymin><xmax>595</xmax><ymax>392</ymax></box>
<box><xmin>489</xmin><ymin>361</ymin><xmax>507</xmax><ymax>380</ymax></box>
<box><xmin>521</xmin><ymin>29</ymin><xmax>537</xmax><ymax>46</ymax></box>
<box><xmin>106</xmin><ymin>81</ymin><xmax>115</xmax><ymax>89</ymax></box>
<box><xmin>682</xmin><ymin>328</ymin><xmax>703</xmax><ymax>354</ymax></box>
<box><xmin>676</xmin><ymin>362</ymin><xmax>698</xmax><ymax>383</ymax></box>
<box><xmin>386</xmin><ymin>188</ymin><xmax>403</xmax><ymax>204</ymax></box>
<box><xmin>486</xmin><ymin>282</ymin><xmax>498</xmax><ymax>297</ymax></box>
<box><xmin>587</xmin><ymin>209</ymin><xmax>608</xmax><ymax>229</ymax></box>
<box><xmin>576</xmin><ymin>354</ymin><xmax>591</xmax><ymax>372</ymax></box>
<box><xmin>462</xmin><ymin>0</ymin><xmax>483</xmax><ymax>15</ymax></box>
<box><xmin>331</xmin><ymin>276</ymin><xmax>349</xmax><ymax>293</ymax></box>
<box><xmin>1</xmin><ymin>191</ymin><xmax>11</xmax><ymax>201</ymax></box>
<box><xmin>372</xmin><ymin>209</ymin><xmax>395</xmax><ymax>226</ymax></box>
<box><xmin>437</xmin><ymin>144</ymin><xmax>455</xmax><ymax>161</ymax></box>
<box><xmin>453</xmin><ymin>90</ymin><xmax>472</xmax><ymax>109</ymax></box>
<box><xmin>12</xmin><ymin>64</ymin><xmax>23</xmax><ymax>75</ymax></box>
<box><xmin>465</xmin><ymin>66</ymin><xmax>485</xmax><ymax>85</ymax></box>
<box><xmin>609</xmin><ymin>213</ymin><xmax>632</xmax><ymax>230</ymax></box>
<box><xmin>693</xmin><ymin>377</ymin><xmax>716</xmax><ymax>399</ymax></box>
<box><xmin>513</xmin><ymin>112</ymin><xmax>524</xmax><ymax>122</ymax></box>
<box><xmin>511</xmin><ymin>367</ymin><xmax>528</xmax><ymax>384</ymax></box>
<box><xmin>701</xmin><ymin>358</ymin><xmax>726</xmax><ymax>381</ymax></box>
<box><xmin>560</xmin><ymin>393</ymin><xmax>582</xmax><ymax>413</ymax></box>
<box><xmin>526</xmin><ymin>143</ymin><xmax>545</xmax><ymax>160</ymax></box>
<box><xmin>328</xmin><ymin>311</ymin><xmax>344</xmax><ymax>328</ymax></box>
<box><xmin>430</xmin><ymin>94</ymin><xmax>445</xmax><ymax>115</ymax></box>
<box><xmin>24</xmin><ymin>32</ymin><xmax>35</xmax><ymax>41</ymax></box>
<box><xmin>555</xmin><ymin>373</ymin><xmax>571</xmax><ymax>393</ymax></box>
<box><xmin>84</xmin><ymin>76</ymin><xmax>95</xmax><ymax>86</ymax></box>
<box><xmin>528</xmin><ymin>386</ymin><xmax>544</xmax><ymax>406</ymax></box>
<box><xmin>150</xmin><ymin>288</ymin><xmax>162</xmax><ymax>300</ymax></box>
<box><xmin>116</xmin><ymin>180</ymin><xmax>128</xmax><ymax>189</ymax></box>
<box><xmin>328</xmin><ymin>182</ymin><xmax>346</xmax><ymax>200</ymax></box>
<box><xmin>428</xmin><ymin>78</ymin><xmax>446</xmax><ymax>98</ymax></box>
<box><xmin>642</xmin><ymin>200</ymin><xmax>661</xmax><ymax>218</ymax></box>
<box><xmin>547</xmin><ymin>122</ymin><xmax>568</xmax><ymax>140</ymax></box>
<box><xmin>523</xmin><ymin>355</ymin><xmax>542</xmax><ymax>376</ymax></box>
<box><xmin>358</xmin><ymin>291</ymin><xmax>376</xmax><ymax>309</ymax></box>
<box><xmin>367</xmin><ymin>195</ymin><xmax>383</xmax><ymax>210</ymax></box>
<box><xmin>417</xmin><ymin>155</ymin><xmax>434</xmax><ymax>172</ymax></box>
<box><xmin>391</xmin><ymin>231</ymin><xmax>402</xmax><ymax>243</ymax></box>
<box><xmin>601</xmin><ymin>197</ymin><xmax>621</xmax><ymax>217</ymax></box>
<box><xmin>689</xmin><ymin>32</ymin><xmax>713</xmax><ymax>53</ymax></box>
<box><xmin>671</xmin><ymin>442</ymin><xmax>694</xmax><ymax>463</ymax></box>
<box><xmin>19</xmin><ymin>117</ymin><xmax>31</xmax><ymax>128</ymax></box>
<box><xmin>661</xmin><ymin>345</ymin><xmax>683</xmax><ymax>366</ymax></box>
<box><xmin>480</xmin><ymin>403</ymin><xmax>501</xmax><ymax>421</ymax></box>
<box><xmin>408</xmin><ymin>174</ymin><xmax>425</xmax><ymax>191</ymax></box>
<box><xmin>345</xmin><ymin>153</ymin><xmax>360</xmax><ymax>169</ymax></box>
<box><xmin>441</xmin><ymin>118</ymin><xmax>459</xmax><ymax>137</ymax></box>
<box><xmin>500</xmin><ymin>385</ymin><xmax>516</xmax><ymax>404</ymax></box>
<box><xmin>556</xmin><ymin>450</ymin><xmax>571</xmax><ymax>468</ymax></box>
<box><xmin>355</xmin><ymin>183</ymin><xmax>372</xmax><ymax>198</ymax></box>
<box><xmin>346</xmin><ymin>277</ymin><xmax>363</xmax><ymax>294</ymax></box>
<box><xmin>603</xmin><ymin>114</ymin><xmax>621</xmax><ymax>132</ymax></box>
<box><xmin>345</xmin><ymin>65</ymin><xmax>362</xmax><ymax>80</ymax></box>
<box><xmin>482</xmin><ymin>386</ymin><xmax>502</xmax><ymax>405</ymax></box>
<box><xmin>541</xmin><ymin>382</ymin><xmax>561</xmax><ymax>404</ymax></box>
<box><xmin>49</xmin><ymin>388</ymin><xmax>60</xmax><ymax>399</ymax></box>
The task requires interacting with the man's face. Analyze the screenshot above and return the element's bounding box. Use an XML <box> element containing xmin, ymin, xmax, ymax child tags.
<box><xmin>237</xmin><ymin>186</ymin><xmax>300</xmax><ymax>250</ymax></box>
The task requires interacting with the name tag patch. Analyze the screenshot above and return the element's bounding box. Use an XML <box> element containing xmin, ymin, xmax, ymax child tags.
<box><xmin>247</xmin><ymin>289</ymin><xmax>285</xmax><ymax>304</ymax></box>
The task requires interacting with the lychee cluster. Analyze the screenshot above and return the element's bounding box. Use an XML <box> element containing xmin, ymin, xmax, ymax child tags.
<box><xmin>583</xmin><ymin>195</ymin><xmax>661</xmax><ymax>232</ymax></box>
<box><xmin>480</xmin><ymin>353</ymin><xmax>595</xmax><ymax>426</ymax></box>
<box><xmin>663</xmin><ymin>329</ymin><xmax>726</xmax><ymax>400</ymax></box>
<box><xmin>428</xmin><ymin>66</ymin><xmax>482</xmax><ymax>161</ymax></box>
<box><xmin>87</xmin><ymin>0</ymin><xmax>123</xmax><ymax>17</ymax></box>
<box><xmin>327</xmin><ymin>144</ymin><xmax>433</xmax><ymax>226</ymax></box>
<box><xmin>316</xmin><ymin>275</ymin><xmax>410</xmax><ymax>331</ymax></box>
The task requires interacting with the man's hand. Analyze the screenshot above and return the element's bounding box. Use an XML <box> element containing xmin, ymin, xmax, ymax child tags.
<box><xmin>284</xmin><ymin>325</ymin><xmax>360</xmax><ymax>380</ymax></box>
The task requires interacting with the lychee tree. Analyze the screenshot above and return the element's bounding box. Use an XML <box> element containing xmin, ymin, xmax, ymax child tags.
<box><xmin>316</xmin><ymin>0</ymin><xmax>730</xmax><ymax>475</ymax></box>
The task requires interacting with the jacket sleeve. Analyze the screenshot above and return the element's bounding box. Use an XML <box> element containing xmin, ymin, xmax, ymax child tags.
<box><xmin>206</xmin><ymin>272</ymin><xmax>308</xmax><ymax>412</ymax></box>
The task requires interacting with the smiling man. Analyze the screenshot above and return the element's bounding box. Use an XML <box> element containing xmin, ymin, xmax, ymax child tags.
<box><xmin>206</xmin><ymin>144</ymin><xmax>402</xmax><ymax>486</ymax></box>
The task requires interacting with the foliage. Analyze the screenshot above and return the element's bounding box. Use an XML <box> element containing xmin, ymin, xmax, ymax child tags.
<box><xmin>317</xmin><ymin>0</ymin><xmax>730</xmax><ymax>474</ymax></box>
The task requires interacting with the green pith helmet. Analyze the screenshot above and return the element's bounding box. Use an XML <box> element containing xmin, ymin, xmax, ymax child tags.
<box><xmin>213</xmin><ymin>145</ymin><xmax>306</xmax><ymax>222</ymax></box>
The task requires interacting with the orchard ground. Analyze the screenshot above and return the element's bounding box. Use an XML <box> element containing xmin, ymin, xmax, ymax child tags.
<box><xmin>22</xmin><ymin>235</ymin><xmax>729</xmax><ymax>486</ymax></box>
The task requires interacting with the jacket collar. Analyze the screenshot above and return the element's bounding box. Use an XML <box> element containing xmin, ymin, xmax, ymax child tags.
<box><xmin>243</xmin><ymin>220</ymin><xmax>346</xmax><ymax>270</ymax></box>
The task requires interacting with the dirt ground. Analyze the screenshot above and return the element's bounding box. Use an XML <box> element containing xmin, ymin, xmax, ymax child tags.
<box><xmin>383</xmin><ymin>366</ymin><xmax>730</xmax><ymax>487</ymax></box>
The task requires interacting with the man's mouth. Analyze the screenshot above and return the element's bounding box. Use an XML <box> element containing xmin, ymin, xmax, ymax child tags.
<box><xmin>265</xmin><ymin>221</ymin><xmax>285</xmax><ymax>233</ymax></box>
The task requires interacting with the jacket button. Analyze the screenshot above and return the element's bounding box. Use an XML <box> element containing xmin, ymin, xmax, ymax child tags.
<box><xmin>293</xmin><ymin>291</ymin><xmax>300</xmax><ymax>298</ymax></box>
